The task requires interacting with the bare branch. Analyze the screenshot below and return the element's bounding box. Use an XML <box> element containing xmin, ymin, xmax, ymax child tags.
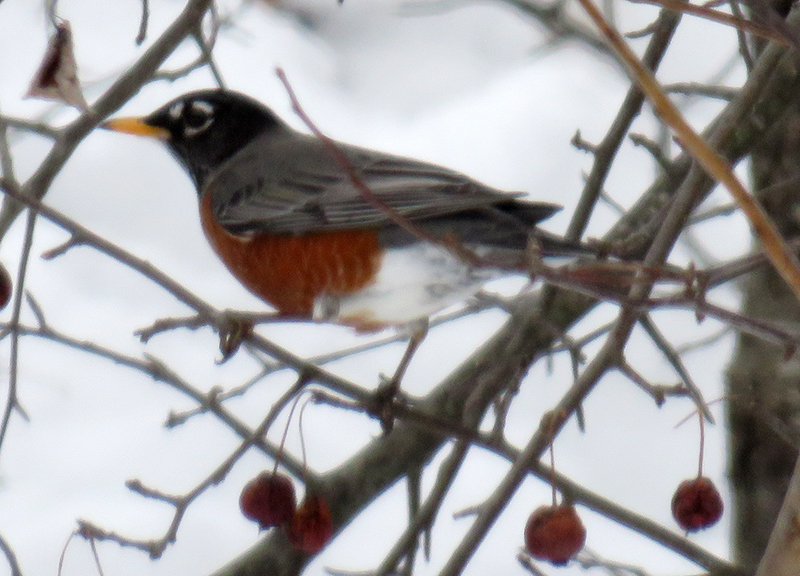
<box><xmin>664</xmin><ymin>82</ymin><xmax>739</xmax><ymax>100</ymax></box>
<box><xmin>136</xmin><ymin>0</ymin><xmax>149</xmax><ymax>45</ymax></box>
<box><xmin>566</xmin><ymin>7</ymin><xmax>681</xmax><ymax>242</ymax></box>
<box><xmin>0</xmin><ymin>0</ymin><xmax>214</xmax><ymax>240</ymax></box>
<box><xmin>638</xmin><ymin>314</ymin><xmax>713</xmax><ymax>420</ymax></box>
<box><xmin>0</xmin><ymin>532</ymin><xmax>22</xmax><ymax>576</ymax></box>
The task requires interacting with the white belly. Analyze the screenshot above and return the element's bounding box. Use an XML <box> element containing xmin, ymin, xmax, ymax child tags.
<box><xmin>312</xmin><ymin>242</ymin><xmax>498</xmax><ymax>328</ymax></box>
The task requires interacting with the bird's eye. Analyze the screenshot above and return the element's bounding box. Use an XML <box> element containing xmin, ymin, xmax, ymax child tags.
<box><xmin>183</xmin><ymin>100</ymin><xmax>214</xmax><ymax>137</ymax></box>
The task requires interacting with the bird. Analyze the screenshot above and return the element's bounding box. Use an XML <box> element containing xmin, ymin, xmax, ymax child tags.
<box><xmin>101</xmin><ymin>89</ymin><xmax>574</xmax><ymax>398</ymax></box>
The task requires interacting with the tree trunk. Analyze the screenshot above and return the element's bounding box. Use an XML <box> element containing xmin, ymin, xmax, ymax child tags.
<box><xmin>727</xmin><ymin>101</ymin><xmax>800</xmax><ymax>570</ymax></box>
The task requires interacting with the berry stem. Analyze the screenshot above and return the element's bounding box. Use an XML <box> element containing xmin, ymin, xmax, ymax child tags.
<box><xmin>272</xmin><ymin>391</ymin><xmax>306</xmax><ymax>476</ymax></box>
<box><xmin>546</xmin><ymin>414</ymin><xmax>558</xmax><ymax>506</ymax></box>
<box><xmin>549</xmin><ymin>442</ymin><xmax>557</xmax><ymax>506</ymax></box>
<box><xmin>697</xmin><ymin>405</ymin><xmax>705</xmax><ymax>478</ymax></box>
<box><xmin>297</xmin><ymin>395</ymin><xmax>314</xmax><ymax>479</ymax></box>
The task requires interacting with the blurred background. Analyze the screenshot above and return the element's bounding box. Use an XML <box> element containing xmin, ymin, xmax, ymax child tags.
<box><xmin>0</xmin><ymin>0</ymin><xmax>751</xmax><ymax>575</ymax></box>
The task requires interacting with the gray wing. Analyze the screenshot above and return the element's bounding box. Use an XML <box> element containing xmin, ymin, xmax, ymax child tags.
<box><xmin>204</xmin><ymin>130</ymin><xmax>534</xmax><ymax>236</ymax></box>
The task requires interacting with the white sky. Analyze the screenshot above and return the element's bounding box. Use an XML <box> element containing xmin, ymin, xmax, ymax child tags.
<box><xmin>0</xmin><ymin>0</ymin><xmax>750</xmax><ymax>575</ymax></box>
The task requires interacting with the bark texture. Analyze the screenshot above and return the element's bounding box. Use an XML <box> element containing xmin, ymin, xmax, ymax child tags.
<box><xmin>727</xmin><ymin>100</ymin><xmax>800</xmax><ymax>570</ymax></box>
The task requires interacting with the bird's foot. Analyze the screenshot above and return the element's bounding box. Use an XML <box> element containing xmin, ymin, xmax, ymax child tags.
<box><xmin>216</xmin><ymin>312</ymin><xmax>255</xmax><ymax>362</ymax></box>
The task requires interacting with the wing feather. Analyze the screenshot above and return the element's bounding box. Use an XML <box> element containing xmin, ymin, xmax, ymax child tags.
<box><xmin>204</xmin><ymin>131</ymin><xmax>529</xmax><ymax>236</ymax></box>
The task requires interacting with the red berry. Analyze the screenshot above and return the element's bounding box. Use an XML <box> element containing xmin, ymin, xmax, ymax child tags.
<box><xmin>671</xmin><ymin>476</ymin><xmax>723</xmax><ymax>532</ymax></box>
<box><xmin>239</xmin><ymin>472</ymin><xmax>296</xmax><ymax>529</ymax></box>
<box><xmin>287</xmin><ymin>495</ymin><xmax>333</xmax><ymax>553</ymax></box>
<box><xmin>524</xmin><ymin>504</ymin><xmax>586</xmax><ymax>566</ymax></box>
<box><xmin>0</xmin><ymin>262</ymin><xmax>12</xmax><ymax>311</ymax></box>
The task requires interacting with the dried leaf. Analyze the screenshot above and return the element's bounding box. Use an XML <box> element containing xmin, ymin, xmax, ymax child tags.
<box><xmin>26</xmin><ymin>21</ymin><xmax>88</xmax><ymax>111</ymax></box>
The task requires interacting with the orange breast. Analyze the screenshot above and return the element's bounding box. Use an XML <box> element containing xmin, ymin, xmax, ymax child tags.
<box><xmin>199</xmin><ymin>193</ymin><xmax>383</xmax><ymax>317</ymax></box>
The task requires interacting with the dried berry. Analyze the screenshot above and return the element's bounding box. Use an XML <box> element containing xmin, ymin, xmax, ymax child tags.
<box><xmin>524</xmin><ymin>504</ymin><xmax>586</xmax><ymax>566</ymax></box>
<box><xmin>287</xmin><ymin>494</ymin><xmax>333</xmax><ymax>553</ymax></box>
<box><xmin>239</xmin><ymin>472</ymin><xmax>296</xmax><ymax>529</ymax></box>
<box><xmin>672</xmin><ymin>476</ymin><xmax>723</xmax><ymax>532</ymax></box>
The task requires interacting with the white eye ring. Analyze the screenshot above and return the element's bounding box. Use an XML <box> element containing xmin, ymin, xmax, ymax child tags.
<box><xmin>183</xmin><ymin>100</ymin><xmax>214</xmax><ymax>137</ymax></box>
<box><xmin>168</xmin><ymin>101</ymin><xmax>184</xmax><ymax>120</ymax></box>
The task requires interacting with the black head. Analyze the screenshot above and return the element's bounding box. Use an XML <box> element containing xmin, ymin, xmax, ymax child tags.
<box><xmin>103</xmin><ymin>89</ymin><xmax>287</xmax><ymax>190</ymax></box>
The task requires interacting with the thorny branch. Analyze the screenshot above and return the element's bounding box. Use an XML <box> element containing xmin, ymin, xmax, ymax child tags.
<box><xmin>0</xmin><ymin>123</ymin><xmax>33</xmax><ymax>457</ymax></box>
<box><xmin>579</xmin><ymin>0</ymin><xmax>800</xmax><ymax>304</ymax></box>
<box><xmin>566</xmin><ymin>6</ymin><xmax>681</xmax><ymax>242</ymax></box>
<box><xmin>79</xmin><ymin>377</ymin><xmax>309</xmax><ymax>558</ymax></box>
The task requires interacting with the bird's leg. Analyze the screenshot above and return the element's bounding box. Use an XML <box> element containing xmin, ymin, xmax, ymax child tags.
<box><xmin>370</xmin><ymin>319</ymin><xmax>429</xmax><ymax>433</ymax></box>
<box><xmin>391</xmin><ymin>318</ymin><xmax>429</xmax><ymax>388</ymax></box>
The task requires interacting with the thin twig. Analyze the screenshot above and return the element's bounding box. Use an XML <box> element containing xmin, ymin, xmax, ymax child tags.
<box><xmin>0</xmin><ymin>0</ymin><xmax>214</xmax><ymax>239</ymax></box>
<box><xmin>82</xmin><ymin>377</ymin><xmax>309</xmax><ymax>559</ymax></box>
<box><xmin>0</xmin><ymin>532</ymin><xmax>22</xmax><ymax>576</ymax></box>
<box><xmin>436</xmin><ymin>333</ymin><xmax>618</xmax><ymax>576</ymax></box>
<box><xmin>2</xmin><ymin>320</ymin><xmax>307</xmax><ymax>475</ymax></box>
<box><xmin>629</xmin><ymin>133</ymin><xmax>673</xmax><ymax>172</ymax></box>
<box><xmin>136</xmin><ymin>0</ymin><xmax>149</xmax><ymax>44</ymax></box>
<box><xmin>0</xmin><ymin>178</ymin><xmax>35</xmax><ymax>459</ymax></box>
<box><xmin>517</xmin><ymin>553</ymin><xmax>550</xmax><ymax>576</ymax></box>
<box><xmin>628</xmin><ymin>0</ymin><xmax>788</xmax><ymax>43</ymax></box>
<box><xmin>192</xmin><ymin>7</ymin><xmax>225</xmax><ymax>89</ymax></box>
<box><xmin>664</xmin><ymin>82</ymin><xmax>739</xmax><ymax>100</ymax></box>
<box><xmin>617</xmin><ymin>360</ymin><xmax>689</xmax><ymax>406</ymax></box>
<box><xmin>638</xmin><ymin>314</ymin><xmax>713</xmax><ymax>421</ymax></box>
<box><xmin>728</xmin><ymin>0</ymin><xmax>754</xmax><ymax>70</ymax></box>
<box><xmin>583</xmin><ymin>0</ymin><xmax>800</xmax><ymax>304</ymax></box>
<box><xmin>375</xmin><ymin>440</ymin><xmax>471</xmax><ymax>576</ymax></box>
<box><xmin>1</xmin><ymin>117</ymin><xmax>60</xmax><ymax>138</ymax></box>
<box><xmin>687</xmin><ymin>201</ymin><xmax>737</xmax><ymax>224</ymax></box>
<box><xmin>566</xmin><ymin>8</ymin><xmax>682</xmax><ymax>242</ymax></box>
<box><xmin>1</xmin><ymin>187</ymin><xmax>217</xmax><ymax>318</ymax></box>
<box><xmin>575</xmin><ymin>548</ymin><xmax>652</xmax><ymax>576</ymax></box>
<box><xmin>676</xmin><ymin>326</ymin><xmax>732</xmax><ymax>354</ymax></box>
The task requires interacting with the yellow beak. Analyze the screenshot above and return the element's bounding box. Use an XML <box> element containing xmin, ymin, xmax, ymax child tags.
<box><xmin>100</xmin><ymin>117</ymin><xmax>170</xmax><ymax>140</ymax></box>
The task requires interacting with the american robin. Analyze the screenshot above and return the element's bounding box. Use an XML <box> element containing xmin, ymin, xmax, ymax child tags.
<box><xmin>101</xmin><ymin>89</ymin><xmax>571</xmax><ymax>333</ymax></box>
<box><xmin>101</xmin><ymin>90</ymin><xmax>583</xmax><ymax>416</ymax></box>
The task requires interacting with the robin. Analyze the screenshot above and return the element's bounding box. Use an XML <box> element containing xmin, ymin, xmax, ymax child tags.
<box><xmin>101</xmin><ymin>89</ymin><xmax>573</xmax><ymax>393</ymax></box>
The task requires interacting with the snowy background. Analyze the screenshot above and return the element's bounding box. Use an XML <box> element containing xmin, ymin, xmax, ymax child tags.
<box><xmin>0</xmin><ymin>0</ymin><xmax>749</xmax><ymax>575</ymax></box>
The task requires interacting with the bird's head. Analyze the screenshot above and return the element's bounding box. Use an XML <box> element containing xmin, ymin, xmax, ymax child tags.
<box><xmin>102</xmin><ymin>89</ymin><xmax>286</xmax><ymax>190</ymax></box>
